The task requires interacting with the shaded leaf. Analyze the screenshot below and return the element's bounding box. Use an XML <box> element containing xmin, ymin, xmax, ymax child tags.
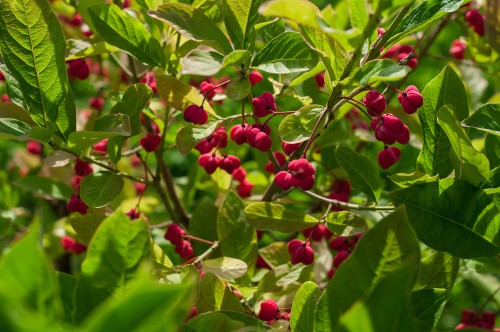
<box><xmin>80</xmin><ymin>172</ymin><xmax>124</xmax><ymax>208</ymax></box>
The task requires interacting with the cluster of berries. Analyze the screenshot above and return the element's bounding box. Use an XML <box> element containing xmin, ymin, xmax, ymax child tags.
<box><xmin>363</xmin><ymin>86</ymin><xmax>423</xmax><ymax>169</ymax></box>
<box><xmin>60</xmin><ymin>236</ymin><xmax>87</xmax><ymax>255</ymax></box>
<box><xmin>382</xmin><ymin>43</ymin><xmax>418</xmax><ymax>69</ymax></box>
<box><xmin>456</xmin><ymin>310</ymin><xmax>497</xmax><ymax>331</ymax></box>
<box><xmin>67</xmin><ymin>159</ymin><xmax>92</xmax><ymax>214</ymax></box>
<box><xmin>164</xmin><ymin>224</ymin><xmax>194</xmax><ymax>259</ymax></box>
<box><xmin>465</xmin><ymin>9</ymin><xmax>485</xmax><ymax>36</ymax></box>
<box><xmin>231</xmin><ymin>123</ymin><xmax>272</xmax><ymax>151</ymax></box>
<box><xmin>328</xmin><ymin>234</ymin><xmax>362</xmax><ymax>278</ymax></box>
<box><xmin>258</xmin><ymin>300</ymin><xmax>290</xmax><ymax>324</ymax></box>
<box><xmin>275</xmin><ymin>158</ymin><xmax>315</xmax><ymax>191</ymax></box>
<box><xmin>232</xmin><ymin>166</ymin><xmax>254</xmax><ymax>198</ymax></box>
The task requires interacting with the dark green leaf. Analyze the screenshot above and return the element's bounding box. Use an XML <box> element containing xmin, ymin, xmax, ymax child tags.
<box><xmin>14</xmin><ymin>176</ymin><xmax>73</xmax><ymax>200</ymax></box>
<box><xmin>184</xmin><ymin>311</ymin><xmax>268</xmax><ymax>331</ymax></box>
<box><xmin>217</xmin><ymin>191</ymin><xmax>258</xmax><ymax>276</ymax></box>
<box><xmin>410</xmin><ymin>288</ymin><xmax>449</xmax><ymax>332</ymax></box>
<box><xmin>390</xmin><ymin>179</ymin><xmax>500</xmax><ymax>258</ymax></box>
<box><xmin>353</xmin><ymin>59</ymin><xmax>411</xmax><ymax>86</ymax></box>
<box><xmin>0</xmin><ymin>118</ymin><xmax>31</xmax><ymax>138</ymax></box>
<box><xmin>290</xmin><ymin>281</ymin><xmax>321</xmax><ymax>332</ymax></box>
<box><xmin>225</xmin><ymin>77</ymin><xmax>251</xmax><ymax>100</ymax></box>
<box><xmin>388</xmin><ymin>171</ymin><xmax>439</xmax><ymax>188</ymax></box>
<box><xmin>461</xmin><ymin>103</ymin><xmax>500</xmax><ymax>136</ymax></box>
<box><xmin>80</xmin><ymin>172</ymin><xmax>124</xmax><ymax>208</ymax></box>
<box><xmin>252</xmin><ymin>32</ymin><xmax>319</xmax><ymax>74</ymax></box>
<box><xmin>244</xmin><ymin>202</ymin><xmax>318</xmax><ymax>232</ymax></box>
<box><xmin>278</xmin><ymin>105</ymin><xmax>325</xmax><ymax>143</ymax></box>
<box><xmin>415</xmin><ymin>251</ymin><xmax>459</xmax><ymax>291</ymax></box>
<box><xmin>0</xmin><ymin>0</ymin><xmax>75</xmax><ymax>138</ymax></box>
<box><xmin>149</xmin><ymin>4</ymin><xmax>233</xmax><ymax>54</ymax></box>
<box><xmin>110</xmin><ymin>84</ymin><xmax>152</xmax><ymax>137</ymax></box>
<box><xmin>197</xmin><ymin>272</ymin><xmax>243</xmax><ymax>313</ymax></box>
<box><xmin>56</xmin><ymin>272</ymin><xmax>77</xmax><ymax>323</ymax></box>
<box><xmin>89</xmin><ymin>4</ymin><xmax>165</xmax><ymax>67</ymax></box>
<box><xmin>189</xmin><ymin>197</ymin><xmax>219</xmax><ymax>254</ymax></box>
<box><xmin>315</xmin><ymin>206</ymin><xmax>420</xmax><ymax>331</ymax></box>
<box><xmin>417</xmin><ymin>66</ymin><xmax>469</xmax><ymax>177</ymax></box>
<box><xmin>437</xmin><ymin>106</ymin><xmax>490</xmax><ymax>183</ymax></box>
<box><xmin>325</xmin><ymin>212</ymin><xmax>369</xmax><ymax>236</ymax></box>
<box><xmin>69</xmin><ymin>214</ymin><xmax>107</xmax><ymax>245</ymax></box>
<box><xmin>181</xmin><ymin>50</ymin><xmax>223</xmax><ymax>76</ymax></box>
<box><xmin>335</xmin><ymin>146</ymin><xmax>382</xmax><ymax>202</ymax></box>
<box><xmin>74</xmin><ymin>211</ymin><xmax>151</xmax><ymax>323</ymax></box>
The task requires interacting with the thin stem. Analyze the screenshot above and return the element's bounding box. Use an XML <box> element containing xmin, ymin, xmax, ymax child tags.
<box><xmin>201</xmin><ymin>80</ymin><xmax>231</xmax><ymax>108</ymax></box>
<box><xmin>301</xmin><ymin>189</ymin><xmax>396</xmax><ymax>211</ymax></box>
<box><xmin>192</xmin><ymin>241</ymin><xmax>220</xmax><ymax>265</ymax></box>
<box><xmin>479</xmin><ymin>285</ymin><xmax>500</xmax><ymax>313</ymax></box>
<box><xmin>183</xmin><ymin>234</ymin><xmax>215</xmax><ymax>246</ymax></box>
<box><xmin>301</xmin><ymin>107</ymin><xmax>327</xmax><ymax>158</ymax></box>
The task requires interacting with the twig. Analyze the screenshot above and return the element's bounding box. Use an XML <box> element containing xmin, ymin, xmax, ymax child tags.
<box><xmin>301</xmin><ymin>190</ymin><xmax>396</xmax><ymax>211</ymax></box>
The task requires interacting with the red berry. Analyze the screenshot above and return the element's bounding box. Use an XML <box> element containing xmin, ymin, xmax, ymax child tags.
<box><xmin>398</xmin><ymin>86</ymin><xmax>423</xmax><ymax>114</ymax></box>
<box><xmin>219</xmin><ymin>155</ymin><xmax>241</xmax><ymax>174</ymax></box>
<box><xmin>164</xmin><ymin>224</ymin><xmax>185</xmax><ymax>245</ymax></box>
<box><xmin>0</xmin><ymin>70</ymin><xmax>5</xmax><ymax>81</ymax></box>
<box><xmin>230</xmin><ymin>124</ymin><xmax>249</xmax><ymax>145</ymax></box>
<box><xmin>288</xmin><ymin>159</ymin><xmax>315</xmax><ymax>179</ymax></box>
<box><xmin>450</xmin><ymin>40</ymin><xmax>466</xmax><ymax>60</ymax></box>
<box><xmin>198</xmin><ymin>153</ymin><xmax>220</xmax><ymax>174</ymax></box>
<box><xmin>252</xmin><ymin>92</ymin><xmax>276</xmax><ymax>117</ymax></box>
<box><xmin>89</xmin><ymin>96</ymin><xmax>104</xmax><ymax>111</ymax></box>
<box><xmin>288</xmin><ymin>239</ymin><xmax>314</xmax><ymax>265</ymax></box>
<box><xmin>282</xmin><ymin>142</ymin><xmax>301</xmax><ymax>156</ymax></box>
<box><xmin>134</xmin><ymin>182</ymin><xmax>147</xmax><ymax>195</ymax></box>
<box><xmin>1</xmin><ymin>94</ymin><xmax>10</xmax><ymax>102</ymax></box>
<box><xmin>302</xmin><ymin>225</ymin><xmax>326</xmax><ymax>242</ymax></box>
<box><xmin>461</xmin><ymin>309</ymin><xmax>476</xmax><ymax>324</ymax></box>
<box><xmin>290</xmin><ymin>175</ymin><xmax>315</xmax><ymax>190</ymax></box>
<box><xmin>194</xmin><ymin>139</ymin><xmax>213</xmax><ymax>154</ymax></box>
<box><xmin>183</xmin><ymin>105</ymin><xmax>208</xmax><ymax>125</ymax></box>
<box><xmin>232</xmin><ymin>167</ymin><xmax>246</xmax><ymax>181</ymax></box>
<box><xmin>74</xmin><ymin>159</ymin><xmax>93</xmax><ymax>176</ymax></box>
<box><xmin>249</xmin><ymin>70</ymin><xmax>263</xmax><ymax>86</ymax></box>
<box><xmin>211</xmin><ymin>127</ymin><xmax>228</xmax><ymax>148</ymax></box>
<box><xmin>374</xmin><ymin>113</ymin><xmax>404</xmax><ymax>145</ymax></box>
<box><xmin>126</xmin><ymin>208</ymin><xmax>140</xmax><ymax>220</ymax></box>
<box><xmin>93</xmin><ymin>139</ymin><xmax>108</xmax><ymax>155</ymax></box>
<box><xmin>465</xmin><ymin>9</ymin><xmax>485</xmax><ymax>35</ymax></box>
<box><xmin>61</xmin><ymin>236</ymin><xmax>76</xmax><ymax>253</ymax></box>
<box><xmin>71</xmin><ymin>175</ymin><xmax>83</xmax><ymax>191</ymax></box>
<box><xmin>67</xmin><ymin>59</ymin><xmax>89</xmax><ymax>80</ymax></box>
<box><xmin>275</xmin><ymin>171</ymin><xmax>292</xmax><ymax>190</ymax></box>
<box><xmin>140</xmin><ymin>72</ymin><xmax>157</xmax><ymax>93</ymax></box>
<box><xmin>265</xmin><ymin>152</ymin><xmax>286</xmax><ymax>173</ymax></box>
<box><xmin>329</xmin><ymin>236</ymin><xmax>350</xmax><ymax>251</ymax></box>
<box><xmin>67</xmin><ymin>194</ymin><xmax>88</xmax><ymax>214</ymax></box>
<box><xmin>140</xmin><ymin>133</ymin><xmax>161</xmax><ymax>152</ymax></box>
<box><xmin>175</xmin><ymin>240</ymin><xmax>194</xmax><ymax>259</ymax></box>
<box><xmin>363</xmin><ymin>90</ymin><xmax>386</xmax><ymax>116</ymax></box>
<box><xmin>256</xmin><ymin>255</ymin><xmax>271</xmax><ymax>269</ymax></box>
<box><xmin>315</xmin><ymin>72</ymin><xmax>325</xmax><ymax>88</ymax></box>
<box><xmin>258</xmin><ymin>300</ymin><xmax>278</xmax><ymax>321</ymax></box>
<box><xmin>26</xmin><ymin>140</ymin><xmax>42</xmax><ymax>155</ymax></box>
<box><xmin>396</xmin><ymin>125</ymin><xmax>410</xmax><ymax>144</ymax></box>
<box><xmin>247</xmin><ymin>125</ymin><xmax>272</xmax><ymax>151</ymax></box>
<box><xmin>479</xmin><ymin>311</ymin><xmax>496</xmax><ymax>329</ymax></box>
<box><xmin>378</xmin><ymin>147</ymin><xmax>401</xmax><ymax>169</ymax></box>
<box><xmin>123</xmin><ymin>0</ymin><xmax>131</xmax><ymax>8</ymax></box>
<box><xmin>377</xmin><ymin>27</ymin><xmax>386</xmax><ymax>35</ymax></box>
<box><xmin>67</xmin><ymin>13</ymin><xmax>83</xmax><ymax>26</ymax></box>
<box><xmin>200</xmin><ymin>81</ymin><xmax>216</xmax><ymax>100</ymax></box>
<box><xmin>237</xmin><ymin>179</ymin><xmax>254</xmax><ymax>198</ymax></box>
<box><xmin>333</xmin><ymin>250</ymin><xmax>350</xmax><ymax>268</ymax></box>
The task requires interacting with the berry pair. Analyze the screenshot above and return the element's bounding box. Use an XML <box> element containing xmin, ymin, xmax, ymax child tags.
<box><xmin>275</xmin><ymin>158</ymin><xmax>315</xmax><ymax>191</ymax></box>
<box><xmin>164</xmin><ymin>224</ymin><xmax>193</xmax><ymax>259</ymax></box>
<box><xmin>456</xmin><ymin>309</ymin><xmax>496</xmax><ymax>330</ymax></box>
<box><xmin>230</xmin><ymin>123</ymin><xmax>272</xmax><ymax>151</ymax></box>
<box><xmin>198</xmin><ymin>153</ymin><xmax>241</xmax><ymax>175</ymax></box>
<box><xmin>195</xmin><ymin>127</ymin><xmax>227</xmax><ymax>154</ymax></box>
<box><xmin>232</xmin><ymin>167</ymin><xmax>254</xmax><ymax>198</ymax></box>
<box><xmin>287</xmin><ymin>239</ymin><xmax>314</xmax><ymax>265</ymax></box>
<box><xmin>184</xmin><ymin>105</ymin><xmax>208</xmax><ymax>125</ymax></box>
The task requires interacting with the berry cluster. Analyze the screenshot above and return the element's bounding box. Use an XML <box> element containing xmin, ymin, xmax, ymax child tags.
<box><xmin>164</xmin><ymin>224</ymin><xmax>194</xmax><ymax>259</ymax></box>
<box><xmin>287</xmin><ymin>239</ymin><xmax>314</xmax><ymax>265</ymax></box>
<box><xmin>60</xmin><ymin>236</ymin><xmax>87</xmax><ymax>255</ymax></box>
<box><xmin>275</xmin><ymin>159</ymin><xmax>316</xmax><ymax>191</ymax></box>
<box><xmin>465</xmin><ymin>9</ymin><xmax>485</xmax><ymax>36</ymax></box>
<box><xmin>382</xmin><ymin>44</ymin><xmax>418</xmax><ymax>69</ymax></box>
<box><xmin>456</xmin><ymin>310</ymin><xmax>496</xmax><ymax>330</ymax></box>
<box><xmin>328</xmin><ymin>234</ymin><xmax>362</xmax><ymax>278</ymax></box>
<box><xmin>67</xmin><ymin>159</ymin><xmax>92</xmax><ymax>215</ymax></box>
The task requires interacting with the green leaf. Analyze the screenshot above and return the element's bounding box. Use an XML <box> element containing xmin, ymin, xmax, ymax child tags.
<box><xmin>258</xmin><ymin>0</ymin><xmax>323</xmax><ymax>30</ymax></box>
<box><xmin>0</xmin><ymin>102</ymin><xmax>37</xmax><ymax>126</ymax></box>
<box><xmin>390</xmin><ymin>179</ymin><xmax>500</xmax><ymax>258</ymax></box>
<box><xmin>181</xmin><ymin>50</ymin><xmax>223</xmax><ymax>76</ymax></box>
<box><xmin>69</xmin><ymin>214</ymin><xmax>106</xmax><ymax>245</ymax></box>
<box><xmin>80</xmin><ymin>172</ymin><xmax>124</xmax><ymax>208</ymax></box>
<box><xmin>290</xmin><ymin>281</ymin><xmax>321</xmax><ymax>332</ymax></box>
<box><xmin>176</xmin><ymin>121</ymin><xmax>221</xmax><ymax>156</ymax></box>
<box><xmin>156</xmin><ymin>75</ymin><xmax>215</xmax><ymax>114</ymax></box>
<box><xmin>0</xmin><ymin>118</ymin><xmax>31</xmax><ymax>138</ymax></box>
<box><xmin>202</xmin><ymin>257</ymin><xmax>248</xmax><ymax>280</ymax></box>
<box><xmin>252</xmin><ymin>32</ymin><xmax>319</xmax><ymax>74</ymax></box>
<box><xmin>338</xmin><ymin>265</ymin><xmax>417</xmax><ymax>332</ymax></box>
<box><xmin>0</xmin><ymin>57</ymin><xmax>28</xmax><ymax>110</ymax></box>
<box><xmin>94</xmin><ymin>114</ymin><xmax>132</xmax><ymax>135</ymax></box>
<box><xmin>88</xmin><ymin>4</ymin><xmax>165</xmax><ymax>67</ymax></box>
<box><xmin>315</xmin><ymin>206</ymin><xmax>420</xmax><ymax>331</ymax></box>
<box><xmin>244</xmin><ymin>202</ymin><xmax>318</xmax><ymax>232</ymax></box>
<box><xmin>278</xmin><ymin>105</ymin><xmax>325</xmax><ymax>143</ymax></box>
<box><xmin>0</xmin><ymin>0</ymin><xmax>75</xmax><ymax>138</ymax></box>
<box><xmin>65</xmin><ymin>39</ymin><xmax>120</xmax><ymax>61</ymax></box>
<box><xmin>388</xmin><ymin>171</ymin><xmax>439</xmax><ymax>188</ymax></box>
<box><xmin>149</xmin><ymin>4</ymin><xmax>233</xmax><ymax>54</ymax></box>
<box><xmin>14</xmin><ymin>176</ymin><xmax>73</xmax><ymax>200</ymax></box>
<box><xmin>461</xmin><ymin>103</ymin><xmax>500</xmax><ymax>136</ymax></box>
<box><xmin>110</xmin><ymin>84</ymin><xmax>153</xmax><ymax>136</ymax></box>
<box><xmin>81</xmin><ymin>280</ymin><xmax>194</xmax><ymax>332</ymax></box>
<box><xmin>74</xmin><ymin>211</ymin><xmax>151</xmax><ymax>323</ymax></box>
<box><xmin>410</xmin><ymin>288</ymin><xmax>449</xmax><ymax>332</ymax></box>
<box><xmin>298</xmin><ymin>26</ymin><xmax>348</xmax><ymax>83</ymax></box>
<box><xmin>189</xmin><ymin>197</ymin><xmax>219</xmax><ymax>254</ymax></box>
<box><xmin>346</xmin><ymin>0</ymin><xmax>368</xmax><ymax>31</ymax></box>
<box><xmin>325</xmin><ymin>211</ymin><xmax>369</xmax><ymax>236</ymax></box>
<box><xmin>437</xmin><ymin>106</ymin><xmax>490</xmax><ymax>183</ymax></box>
<box><xmin>221</xmin><ymin>0</ymin><xmax>263</xmax><ymax>49</ymax></box>
<box><xmin>0</xmin><ymin>221</ymin><xmax>62</xmax><ymax>320</ymax></box>
<box><xmin>197</xmin><ymin>272</ymin><xmax>243</xmax><ymax>313</ymax></box>
<box><xmin>389</xmin><ymin>0</ymin><xmax>465</xmax><ymax>46</ymax></box>
<box><xmin>217</xmin><ymin>191</ymin><xmax>258</xmax><ymax>276</ymax></box>
<box><xmin>225</xmin><ymin>77</ymin><xmax>251</xmax><ymax>100</ymax></box>
<box><xmin>57</xmin><ymin>272</ymin><xmax>77</xmax><ymax>323</ymax></box>
<box><xmin>335</xmin><ymin>146</ymin><xmax>382</xmax><ymax>202</ymax></box>
<box><xmin>353</xmin><ymin>59</ymin><xmax>411</xmax><ymax>86</ymax></box>
<box><xmin>185</xmin><ymin>311</ymin><xmax>269</xmax><ymax>331</ymax></box>
<box><xmin>417</xmin><ymin>66</ymin><xmax>469</xmax><ymax>177</ymax></box>
<box><xmin>415</xmin><ymin>251</ymin><xmax>459</xmax><ymax>291</ymax></box>
<box><xmin>222</xmin><ymin>50</ymin><xmax>252</xmax><ymax>68</ymax></box>
<box><xmin>258</xmin><ymin>242</ymin><xmax>290</xmax><ymax>268</ymax></box>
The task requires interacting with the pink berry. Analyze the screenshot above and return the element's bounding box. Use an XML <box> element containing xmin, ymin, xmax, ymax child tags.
<box><xmin>183</xmin><ymin>104</ymin><xmax>208</xmax><ymax>125</ymax></box>
<box><xmin>378</xmin><ymin>147</ymin><xmax>401</xmax><ymax>170</ymax></box>
<box><xmin>0</xmin><ymin>70</ymin><xmax>5</xmax><ymax>81</ymax></box>
<box><xmin>67</xmin><ymin>194</ymin><xmax>88</xmax><ymax>214</ymax></box>
<box><xmin>256</xmin><ymin>255</ymin><xmax>271</xmax><ymax>269</ymax></box>
<box><xmin>396</xmin><ymin>125</ymin><xmax>410</xmax><ymax>145</ymax></box>
<box><xmin>93</xmin><ymin>139</ymin><xmax>108</xmax><ymax>155</ymax></box>
<box><xmin>71</xmin><ymin>175</ymin><xmax>83</xmax><ymax>191</ymax></box>
<box><xmin>232</xmin><ymin>167</ymin><xmax>246</xmax><ymax>182</ymax></box>
<box><xmin>450</xmin><ymin>40</ymin><xmax>466</xmax><ymax>60</ymax></box>
<box><xmin>61</xmin><ymin>236</ymin><xmax>76</xmax><ymax>253</ymax></box>
<box><xmin>288</xmin><ymin>239</ymin><xmax>314</xmax><ymax>265</ymax></box>
<box><xmin>333</xmin><ymin>250</ymin><xmax>350</xmax><ymax>268</ymax></box>
<box><xmin>288</xmin><ymin>159</ymin><xmax>315</xmax><ymax>179</ymax></box>
<box><xmin>258</xmin><ymin>300</ymin><xmax>278</xmax><ymax>321</ymax></box>
<box><xmin>230</xmin><ymin>124</ymin><xmax>249</xmax><ymax>145</ymax></box>
<box><xmin>275</xmin><ymin>171</ymin><xmax>292</xmax><ymax>190</ymax></box>
<box><xmin>219</xmin><ymin>155</ymin><xmax>241</xmax><ymax>174</ymax></box>
<box><xmin>67</xmin><ymin>59</ymin><xmax>89</xmax><ymax>80</ymax></box>
<box><xmin>200</xmin><ymin>81</ymin><xmax>216</xmax><ymax>100</ymax></box>
<box><xmin>249</xmin><ymin>70</ymin><xmax>263</xmax><ymax>86</ymax></box>
<box><xmin>363</xmin><ymin>90</ymin><xmax>386</xmax><ymax>116</ymax></box>
<box><xmin>164</xmin><ymin>224</ymin><xmax>185</xmax><ymax>245</ymax></box>
<box><xmin>237</xmin><ymin>179</ymin><xmax>254</xmax><ymax>198</ymax></box>
<box><xmin>247</xmin><ymin>125</ymin><xmax>272</xmax><ymax>151</ymax></box>
<box><xmin>252</xmin><ymin>92</ymin><xmax>276</xmax><ymax>118</ymax></box>
<box><xmin>198</xmin><ymin>153</ymin><xmax>221</xmax><ymax>174</ymax></box>
<box><xmin>72</xmin><ymin>242</ymin><xmax>87</xmax><ymax>255</ymax></box>
<box><xmin>398</xmin><ymin>86</ymin><xmax>423</xmax><ymax>114</ymax></box>
<box><xmin>140</xmin><ymin>133</ymin><xmax>161</xmax><ymax>152</ymax></box>
<box><xmin>374</xmin><ymin>113</ymin><xmax>404</xmax><ymax>145</ymax></box>
<box><xmin>175</xmin><ymin>240</ymin><xmax>194</xmax><ymax>259</ymax></box>
<box><xmin>290</xmin><ymin>175</ymin><xmax>315</xmax><ymax>190</ymax></box>
<box><xmin>74</xmin><ymin>159</ymin><xmax>93</xmax><ymax>176</ymax></box>
<box><xmin>140</xmin><ymin>72</ymin><xmax>157</xmax><ymax>93</ymax></box>
<box><xmin>315</xmin><ymin>72</ymin><xmax>325</xmax><ymax>88</ymax></box>
<box><xmin>329</xmin><ymin>236</ymin><xmax>350</xmax><ymax>251</ymax></box>
<box><xmin>89</xmin><ymin>96</ymin><xmax>104</xmax><ymax>111</ymax></box>
<box><xmin>134</xmin><ymin>182</ymin><xmax>147</xmax><ymax>195</ymax></box>
<box><xmin>265</xmin><ymin>152</ymin><xmax>286</xmax><ymax>173</ymax></box>
<box><xmin>282</xmin><ymin>142</ymin><xmax>301</xmax><ymax>156</ymax></box>
<box><xmin>302</xmin><ymin>225</ymin><xmax>327</xmax><ymax>242</ymax></box>
<box><xmin>26</xmin><ymin>140</ymin><xmax>42</xmax><ymax>155</ymax></box>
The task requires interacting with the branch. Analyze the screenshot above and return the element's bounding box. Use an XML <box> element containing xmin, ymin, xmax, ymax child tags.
<box><xmin>301</xmin><ymin>190</ymin><xmax>396</xmax><ymax>211</ymax></box>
